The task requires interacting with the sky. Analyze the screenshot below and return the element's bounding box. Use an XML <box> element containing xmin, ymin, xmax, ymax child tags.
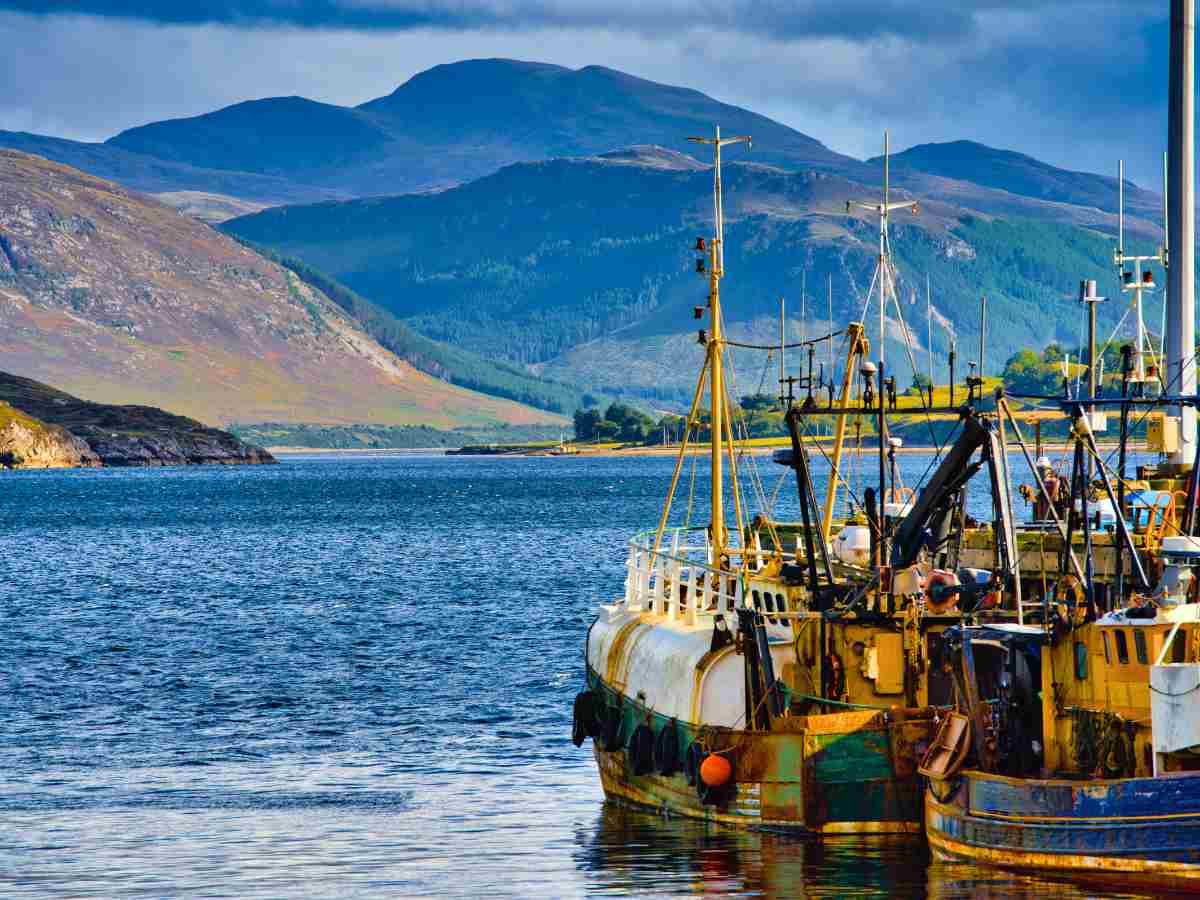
<box><xmin>0</xmin><ymin>1</ymin><xmax>1176</xmax><ymax>188</ymax></box>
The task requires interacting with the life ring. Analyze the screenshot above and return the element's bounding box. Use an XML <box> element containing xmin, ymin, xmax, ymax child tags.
<box><xmin>572</xmin><ymin>691</ymin><xmax>596</xmax><ymax>747</ymax></box>
<box><xmin>600</xmin><ymin>704</ymin><xmax>625</xmax><ymax>752</ymax></box>
<box><xmin>1054</xmin><ymin>575</ymin><xmax>1087</xmax><ymax>627</ymax></box>
<box><xmin>923</xmin><ymin>569</ymin><xmax>960</xmax><ymax>614</ymax></box>
<box><xmin>654</xmin><ymin>720</ymin><xmax>680</xmax><ymax>776</ymax></box>
<box><xmin>627</xmin><ymin>724</ymin><xmax>655</xmax><ymax>775</ymax></box>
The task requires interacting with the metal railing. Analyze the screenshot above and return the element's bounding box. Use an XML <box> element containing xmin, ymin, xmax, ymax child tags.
<box><xmin>620</xmin><ymin>526</ymin><xmax>799</xmax><ymax>626</ymax></box>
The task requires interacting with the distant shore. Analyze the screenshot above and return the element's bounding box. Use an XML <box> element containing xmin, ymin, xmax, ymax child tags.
<box><xmin>268</xmin><ymin>441</ymin><xmax>1147</xmax><ymax>458</ymax></box>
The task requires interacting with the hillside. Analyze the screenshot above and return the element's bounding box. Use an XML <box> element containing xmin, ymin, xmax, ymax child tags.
<box><xmin>223</xmin><ymin>145</ymin><xmax>1154</xmax><ymax>402</ymax></box>
<box><xmin>0</xmin><ymin>150</ymin><xmax>564</xmax><ymax>432</ymax></box>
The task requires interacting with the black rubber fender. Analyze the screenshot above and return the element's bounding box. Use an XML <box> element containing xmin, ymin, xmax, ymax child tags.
<box><xmin>600</xmin><ymin>703</ymin><xmax>625</xmax><ymax>752</ymax></box>
<box><xmin>572</xmin><ymin>691</ymin><xmax>596</xmax><ymax>747</ymax></box>
<box><xmin>628</xmin><ymin>724</ymin><xmax>655</xmax><ymax>775</ymax></box>
<box><xmin>654</xmin><ymin>720</ymin><xmax>680</xmax><ymax>776</ymax></box>
<box><xmin>684</xmin><ymin>740</ymin><xmax>704</xmax><ymax>786</ymax></box>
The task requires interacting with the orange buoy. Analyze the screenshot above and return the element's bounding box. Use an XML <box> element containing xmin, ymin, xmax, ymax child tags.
<box><xmin>699</xmin><ymin>753</ymin><xmax>732</xmax><ymax>787</ymax></box>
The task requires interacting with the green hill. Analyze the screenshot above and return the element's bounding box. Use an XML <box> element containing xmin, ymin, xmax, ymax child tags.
<box><xmin>223</xmin><ymin>146</ymin><xmax>1156</xmax><ymax>403</ymax></box>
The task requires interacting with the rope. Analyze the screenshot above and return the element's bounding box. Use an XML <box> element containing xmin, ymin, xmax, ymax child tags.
<box><xmin>724</xmin><ymin>330</ymin><xmax>844</xmax><ymax>351</ymax></box>
<box><xmin>791</xmin><ymin>693</ymin><xmax>893</xmax><ymax>711</ymax></box>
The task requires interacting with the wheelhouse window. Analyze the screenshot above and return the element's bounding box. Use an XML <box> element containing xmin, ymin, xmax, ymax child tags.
<box><xmin>1171</xmin><ymin>628</ymin><xmax>1188</xmax><ymax>663</ymax></box>
<box><xmin>1114</xmin><ymin>630</ymin><xmax>1129</xmax><ymax>665</ymax></box>
<box><xmin>1134</xmin><ymin>630</ymin><xmax>1149</xmax><ymax>665</ymax></box>
<box><xmin>1074</xmin><ymin>641</ymin><xmax>1088</xmax><ymax>679</ymax></box>
<box><xmin>1102</xmin><ymin>632</ymin><xmax>1111</xmax><ymax>664</ymax></box>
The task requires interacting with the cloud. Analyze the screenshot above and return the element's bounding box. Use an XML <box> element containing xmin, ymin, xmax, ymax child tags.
<box><xmin>0</xmin><ymin>1</ymin><xmax>1163</xmax><ymax>41</ymax></box>
<box><xmin>0</xmin><ymin>3</ymin><xmax>1176</xmax><ymax>189</ymax></box>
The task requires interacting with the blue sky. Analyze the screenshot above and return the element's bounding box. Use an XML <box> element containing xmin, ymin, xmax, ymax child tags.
<box><xmin>0</xmin><ymin>1</ymin><xmax>1175</xmax><ymax>187</ymax></box>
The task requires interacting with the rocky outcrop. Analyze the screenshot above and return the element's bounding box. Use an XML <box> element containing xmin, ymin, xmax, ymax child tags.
<box><xmin>0</xmin><ymin>405</ymin><xmax>100</xmax><ymax>468</ymax></box>
<box><xmin>75</xmin><ymin>425</ymin><xmax>274</xmax><ymax>467</ymax></box>
<box><xmin>0</xmin><ymin>372</ymin><xmax>273</xmax><ymax>468</ymax></box>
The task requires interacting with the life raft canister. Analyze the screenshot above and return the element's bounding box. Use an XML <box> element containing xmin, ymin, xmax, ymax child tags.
<box><xmin>923</xmin><ymin>569</ymin><xmax>960</xmax><ymax>614</ymax></box>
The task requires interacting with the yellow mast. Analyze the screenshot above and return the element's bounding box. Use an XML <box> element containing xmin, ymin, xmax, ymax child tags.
<box><xmin>821</xmin><ymin>322</ymin><xmax>868</xmax><ymax>541</ymax></box>
<box><xmin>688</xmin><ymin>126</ymin><xmax>750</xmax><ymax>566</ymax></box>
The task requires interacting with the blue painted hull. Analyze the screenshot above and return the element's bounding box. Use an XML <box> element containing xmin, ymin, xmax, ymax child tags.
<box><xmin>926</xmin><ymin>771</ymin><xmax>1200</xmax><ymax>887</ymax></box>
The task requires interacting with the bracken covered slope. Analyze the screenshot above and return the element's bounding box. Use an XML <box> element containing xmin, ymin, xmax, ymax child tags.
<box><xmin>0</xmin><ymin>150</ymin><xmax>562</xmax><ymax>430</ymax></box>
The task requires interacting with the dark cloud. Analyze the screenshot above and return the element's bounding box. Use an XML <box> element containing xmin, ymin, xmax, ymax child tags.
<box><xmin>0</xmin><ymin>3</ymin><xmax>1177</xmax><ymax>190</ymax></box>
<box><xmin>0</xmin><ymin>1</ymin><xmax>1159</xmax><ymax>42</ymax></box>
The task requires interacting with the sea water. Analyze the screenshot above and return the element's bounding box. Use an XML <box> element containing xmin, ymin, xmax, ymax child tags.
<box><xmin>0</xmin><ymin>454</ymin><xmax>1156</xmax><ymax>898</ymax></box>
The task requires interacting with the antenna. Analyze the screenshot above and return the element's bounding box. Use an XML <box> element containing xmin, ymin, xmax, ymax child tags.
<box><xmin>846</xmin><ymin>129</ymin><xmax>919</xmax><ymax>376</ymax></box>
<box><xmin>779</xmin><ymin>296</ymin><xmax>785</xmax><ymax>405</ymax></box>
<box><xmin>1119</xmin><ymin>159</ymin><xmax>1125</xmax><ymax>260</ymax></box>
<box><xmin>827</xmin><ymin>274</ymin><xmax>834</xmax><ymax>383</ymax></box>
<box><xmin>926</xmin><ymin>272</ymin><xmax>934</xmax><ymax>391</ymax></box>
<box><xmin>1113</xmin><ymin>156</ymin><xmax>1160</xmax><ymax>389</ymax></box>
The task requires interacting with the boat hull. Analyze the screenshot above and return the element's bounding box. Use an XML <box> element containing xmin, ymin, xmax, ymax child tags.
<box><xmin>587</xmin><ymin>668</ymin><xmax>928</xmax><ymax>834</ymax></box>
<box><xmin>925</xmin><ymin>771</ymin><xmax>1200</xmax><ymax>888</ymax></box>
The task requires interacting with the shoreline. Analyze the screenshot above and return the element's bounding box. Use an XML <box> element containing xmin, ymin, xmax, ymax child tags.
<box><xmin>268</xmin><ymin>442</ymin><xmax>1147</xmax><ymax>458</ymax></box>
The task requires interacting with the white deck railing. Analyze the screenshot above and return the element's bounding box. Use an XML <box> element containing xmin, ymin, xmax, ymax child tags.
<box><xmin>621</xmin><ymin>527</ymin><xmax>800</xmax><ymax>627</ymax></box>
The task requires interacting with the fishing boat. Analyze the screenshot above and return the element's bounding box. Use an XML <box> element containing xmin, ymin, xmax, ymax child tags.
<box><xmin>572</xmin><ymin>127</ymin><xmax>1039</xmax><ymax>834</ymax></box>
<box><xmin>920</xmin><ymin>0</ymin><xmax>1200</xmax><ymax>886</ymax></box>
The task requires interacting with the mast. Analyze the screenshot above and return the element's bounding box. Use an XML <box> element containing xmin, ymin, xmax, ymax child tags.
<box><xmin>1168</xmin><ymin>0</ymin><xmax>1196</xmax><ymax>464</ymax></box>
<box><xmin>688</xmin><ymin>126</ymin><xmax>751</xmax><ymax>564</ymax></box>
<box><xmin>846</xmin><ymin>130</ymin><xmax>918</xmax><ymax>541</ymax></box>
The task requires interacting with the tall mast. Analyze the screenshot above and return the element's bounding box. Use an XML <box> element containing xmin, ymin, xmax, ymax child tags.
<box><xmin>846</xmin><ymin>130</ymin><xmax>918</xmax><ymax>531</ymax></box>
<box><xmin>1168</xmin><ymin>0</ymin><xmax>1196</xmax><ymax>464</ymax></box>
<box><xmin>688</xmin><ymin>126</ymin><xmax>751</xmax><ymax>564</ymax></box>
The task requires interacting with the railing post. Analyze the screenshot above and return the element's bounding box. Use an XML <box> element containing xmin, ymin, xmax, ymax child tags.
<box><xmin>667</xmin><ymin>557</ymin><xmax>682</xmax><ymax>621</ymax></box>
<box><xmin>685</xmin><ymin>567</ymin><xmax>699</xmax><ymax>626</ymax></box>
<box><xmin>623</xmin><ymin>546</ymin><xmax>637</xmax><ymax>607</ymax></box>
<box><xmin>652</xmin><ymin>551</ymin><xmax>667</xmax><ymax>615</ymax></box>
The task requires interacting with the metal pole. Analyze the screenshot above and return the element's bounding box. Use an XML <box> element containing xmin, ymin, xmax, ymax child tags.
<box><xmin>1169</xmin><ymin>0</ymin><xmax>1197</xmax><ymax>464</ymax></box>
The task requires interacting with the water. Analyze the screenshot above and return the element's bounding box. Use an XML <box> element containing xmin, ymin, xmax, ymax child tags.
<box><xmin>0</xmin><ymin>454</ymin><xmax>1160</xmax><ymax>898</ymax></box>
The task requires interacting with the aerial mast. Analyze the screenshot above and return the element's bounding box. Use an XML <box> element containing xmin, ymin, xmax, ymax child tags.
<box><xmin>688</xmin><ymin>126</ymin><xmax>751</xmax><ymax>565</ymax></box>
<box><xmin>846</xmin><ymin>130</ymin><xmax>918</xmax><ymax>555</ymax></box>
<box><xmin>1114</xmin><ymin>158</ymin><xmax>1165</xmax><ymax>395</ymax></box>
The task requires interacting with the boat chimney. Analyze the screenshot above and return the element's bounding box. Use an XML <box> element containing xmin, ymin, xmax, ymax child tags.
<box><xmin>1168</xmin><ymin>0</ymin><xmax>1196</xmax><ymax>464</ymax></box>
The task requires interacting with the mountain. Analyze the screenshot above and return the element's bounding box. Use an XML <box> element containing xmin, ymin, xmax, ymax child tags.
<box><xmin>102</xmin><ymin>59</ymin><xmax>859</xmax><ymax>199</ymax></box>
<box><xmin>0</xmin><ymin>149</ymin><xmax>563</xmax><ymax>433</ymax></box>
<box><xmin>223</xmin><ymin>145</ymin><xmax>1153</xmax><ymax>402</ymax></box>
<box><xmin>2</xmin><ymin>60</ymin><xmax>1162</xmax><ymax>235</ymax></box>
<box><xmin>0</xmin><ymin>130</ymin><xmax>346</xmax><ymax>209</ymax></box>
<box><xmin>0</xmin><ymin>371</ymin><xmax>272</xmax><ymax>467</ymax></box>
<box><xmin>878</xmin><ymin>140</ymin><xmax>1162</xmax><ymax>222</ymax></box>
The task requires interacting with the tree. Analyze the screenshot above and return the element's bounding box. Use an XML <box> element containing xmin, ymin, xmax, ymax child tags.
<box><xmin>573</xmin><ymin>408</ymin><xmax>604</xmax><ymax>441</ymax></box>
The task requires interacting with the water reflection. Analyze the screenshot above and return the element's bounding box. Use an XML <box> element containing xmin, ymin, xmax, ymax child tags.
<box><xmin>578</xmin><ymin>801</ymin><xmax>1161</xmax><ymax>898</ymax></box>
